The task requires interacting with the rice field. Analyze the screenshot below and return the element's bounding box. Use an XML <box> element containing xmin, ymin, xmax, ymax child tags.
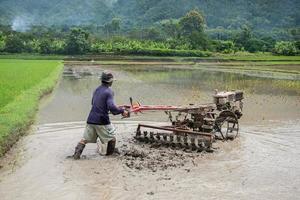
<box><xmin>0</xmin><ymin>59</ymin><xmax>63</xmax><ymax>156</ymax></box>
<box><xmin>0</xmin><ymin>54</ymin><xmax>299</xmax><ymax>156</ymax></box>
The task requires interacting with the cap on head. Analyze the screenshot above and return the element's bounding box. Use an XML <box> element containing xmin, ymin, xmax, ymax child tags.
<box><xmin>101</xmin><ymin>71</ymin><xmax>114</xmax><ymax>83</ymax></box>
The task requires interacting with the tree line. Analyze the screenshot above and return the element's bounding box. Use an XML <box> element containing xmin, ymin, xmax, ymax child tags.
<box><xmin>0</xmin><ymin>10</ymin><xmax>299</xmax><ymax>56</ymax></box>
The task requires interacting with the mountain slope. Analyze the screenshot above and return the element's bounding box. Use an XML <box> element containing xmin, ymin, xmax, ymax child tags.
<box><xmin>114</xmin><ymin>0</ymin><xmax>300</xmax><ymax>29</ymax></box>
<box><xmin>0</xmin><ymin>0</ymin><xmax>299</xmax><ymax>31</ymax></box>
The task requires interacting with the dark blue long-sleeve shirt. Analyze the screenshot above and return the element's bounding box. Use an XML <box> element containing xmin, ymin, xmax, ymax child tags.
<box><xmin>87</xmin><ymin>85</ymin><xmax>124</xmax><ymax>125</ymax></box>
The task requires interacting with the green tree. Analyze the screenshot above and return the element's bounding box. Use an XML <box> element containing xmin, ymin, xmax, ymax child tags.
<box><xmin>160</xmin><ymin>19</ymin><xmax>180</xmax><ymax>39</ymax></box>
<box><xmin>295</xmin><ymin>40</ymin><xmax>300</xmax><ymax>51</ymax></box>
<box><xmin>65</xmin><ymin>28</ymin><xmax>90</xmax><ymax>54</ymax></box>
<box><xmin>289</xmin><ymin>28</ymin><xmax>300</xmax><ymax>41</ymax></box>
<box><xmin>246</xmin><ymin>38</ymin><xmax>266</xmax><ymax>53</ymax></box>
<box><xmin>260</xmin><ymin>36</ymin><xmax>276</xmax><ymax>52</ymax></box>
<box><xmin>234</xmin><ymin>25</ymin><xmax>252</xmax><ymax>49</ymax></box>
<box><xmin>144</xmin><ymin>27</ymin><xmax>162</xmax><ymax>41</ymax></box>
<box><xmin>24</xmin><ymin>39</ymin><xmax>40</xmax><ymax>53</ymax></box>
<box><xmin>178</xmin><ymin>10</ymin><xmax>209</xmax><ymax>50</ymax></box>
<box><xmin>273</xmin><ymin>41</ymin><xmax>298</xmax><ymax>56</ymax></box>
<box><xmin>213</xmin><ymin>40</ymin><xmax>235</xmax><ymax>53</ymax></box>
<box><xmin>179</xmin><ymin>10</ymin><xmax>205</xmax><ymax>37</ymax></box>
<box><xmin>0</xmin><ymin>31</ymin><xmax>5</xmax><ymax>51</ymax></box>
<box><xmin>111</xmin><ymin>18</ymin><xmax>121</xmax><ymax>34</ymax></box>
<box><xmin>39</xmin><ymin>39</ymin><xmax>52</xmax><ymax>54</ymax></box>
<box><xmin>52</xmin><ymin>39</ymin><xmax>66</xmax><ymax>54</ymax></box>
<box><xmin>189</xmin><ymin>31</ymin><xmax>210</xmax><ymax>50</ymax></box>
<box><xmin>4</xmin><ymin>34</ymin><xmax>25</xmax><ymax>53</ymax></box>
<box><xmin>104</xmin><ymin>18</ymin><xmax>121</xmax><ymax>37</ymax></box>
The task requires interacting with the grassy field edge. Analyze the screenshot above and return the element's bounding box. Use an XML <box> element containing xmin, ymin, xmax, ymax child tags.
<box><xmin>0</xmin><ymin>63</ymin><xmax>63</xmax><ymax>157</ymax></box>
<box><xmin>1</xmin><ymin>53</ymin><xmax>300</xmax><ymax>62</ymax></box>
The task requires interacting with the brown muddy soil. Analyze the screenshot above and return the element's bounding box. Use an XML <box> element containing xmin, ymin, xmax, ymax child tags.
<box><xmin>1</xmin><ymin>120</ymin><xmax>299</xmax><ymax>200</ymax></box>
<box><xmin>0</xmin><ymin>61</ymin><xmax>300</xmax><ymax>200</ymax></box>
<box><xmin>121</xmin><ymin>138</ymin><xmax>207</xmax><ymax>172</ymax></box>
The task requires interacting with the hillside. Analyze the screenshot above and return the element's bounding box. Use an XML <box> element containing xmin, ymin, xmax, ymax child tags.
<box><xmin>0</xmin><ymin>0</ymin><xmax>113</xmax><ymax>30</ymax></box>
<box><xmin>115</xmin><ymin>0</ymin><xmax>300</xmax><ymax>30</ymax></box>
<box><xmin>0</xmin><ymin>0</ymin><xmax>299</xmax><ymax>31</ymax></box>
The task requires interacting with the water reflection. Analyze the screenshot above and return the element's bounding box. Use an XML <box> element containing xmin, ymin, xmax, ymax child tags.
<box><xmin>123</xmin><ymin>67</ymin><xmax>300</xmax><ymax>96</ymax></box>
<box><xmin>38</xmin><ymin>64</ymin><xmax>300</xmax><ymax>124</ymax></box>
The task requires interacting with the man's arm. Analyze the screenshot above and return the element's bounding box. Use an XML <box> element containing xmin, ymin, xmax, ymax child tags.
<box><xmin>107</xmin><ymin>91</ymin><xmax>124</xmax><ymax>115</ymax></box>
<box><xmin>91</xmin><ymin>90</ymin><xmax>96</xmax><ymax>105</ymax></box>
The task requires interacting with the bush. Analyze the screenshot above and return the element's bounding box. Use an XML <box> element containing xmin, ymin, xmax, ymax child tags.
<box><xmin>37</xmin><ymin>39</ymin><xmax>65</xmax><ymax>54</ymax></box>
<box><xmin>89</xmin><ymin>38</ymin><xmax>211</xmax><ymax>56</ymax></box>
<box><xmin>273</xmin><ymin>41</ymin><xmax>298</xmax><ymax>56</ymax></box>
<box><xmin>245</xmin><ymin>38</ymin><xmax>267</xmax><ymax>53</ymax></box>
<box><xmin>213</xmin><ymin>40</ymin><xmax>235</xmax><ymax>53</ymax></box>
<box><xmin>65</xmin><ymin>28</ymin><xmax>90</xmax><ymax>54</ymax></box>
<box><xmin>90</xmin><ymin>39</ymin><xmax>173</xmax><ymax>53</ymax></box>
<box><xmin>4</xmin><ymin>34</ymin><xmax>25</xmax><ymax>53</ymax></box>
<box><xmin>260</xmin><ymin>36</ymin><xmax>276</xmax><ymax>52</ymax></box>
<box><xmin>0</xmin><ymin>31</ymin><xmax>5</xmax><ymax>52</ymax></box>
<box><xmin>24</xmin><ymin>39</ymin><xmax>40</xmax><ymax>53</ymax></box>
<box><xmin>39</xmin><ymin>39</ymin><xmax>52</xmax><ymax>54</ymax></box>
<box><xmin>117</xmin><ymin>48</ymin><xmax>211</xmax><ymax>57</ymax></box>
<box><xmin>166</xmin><ymin>38</ymin><xmax>190</xmax><ymax>50</ymax></box>
<box><xmin>52</xmin><ymin>40</ymin><xmax>66</xmax><ymax>54</ymax></box>
<box><xmin>295</xmin><ymin>40</ymin><xmax>300</xmax><ymax>50</ymax></box>
<box><xmin>189</xmin><ymin>31</ymin><xmax>210</xmax><ymax>50</ymax></box>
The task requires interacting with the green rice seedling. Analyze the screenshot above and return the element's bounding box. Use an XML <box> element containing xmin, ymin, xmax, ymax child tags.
<box><xmin>0</xmin><ymin>59</ymin><xmax>63</xmax><ymax>156</ymax></box>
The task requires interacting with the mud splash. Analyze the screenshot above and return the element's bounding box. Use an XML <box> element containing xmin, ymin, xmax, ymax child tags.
<box><xmin>121</xmin><ymin>143</ymin><xmax>204</xmax><ymax>172</ymax></box>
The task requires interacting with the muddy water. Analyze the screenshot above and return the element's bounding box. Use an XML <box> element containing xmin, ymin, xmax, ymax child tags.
<box><xmin>0</xmin><ymin>61</ymin><xmax>300</xmax><ymax>200</ymax></box>
<box><xmin>39</xmin><ymin>64</ymin><xmax>300</xmax><ymax>124</ymax></box>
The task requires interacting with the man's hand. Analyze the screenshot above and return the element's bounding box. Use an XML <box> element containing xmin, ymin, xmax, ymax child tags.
<box><xmin>122</xmin><ymin>110</ymin><xmax>130</xmax><ymax>118</ymax></box>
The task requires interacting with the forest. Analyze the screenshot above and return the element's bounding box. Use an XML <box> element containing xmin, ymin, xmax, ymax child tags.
<box><xmin>0</xmin><ymin>0</ymin><xmax>299</xmax><ymax>56</ymax></box>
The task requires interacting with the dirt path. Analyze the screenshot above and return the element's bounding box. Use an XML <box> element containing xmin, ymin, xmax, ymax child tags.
<box><xmin>0</xmin><ymin>120</ymin><xmax>299</xmax><ymax>200</ymax></box>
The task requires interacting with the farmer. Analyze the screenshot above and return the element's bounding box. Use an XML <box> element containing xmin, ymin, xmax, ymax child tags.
<box><xmin>73</xmin><ymin>71</ymin><xmax>129</xmax><ymax>159</ymax></box>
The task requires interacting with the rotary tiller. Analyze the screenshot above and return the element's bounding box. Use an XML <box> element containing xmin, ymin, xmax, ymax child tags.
<box><xmin>125</xmin><ymin>90</ymin><xmax>244</xmax><ymax>151</ymax></box>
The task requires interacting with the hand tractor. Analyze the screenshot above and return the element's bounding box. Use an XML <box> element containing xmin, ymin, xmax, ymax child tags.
<box><xmin>124</xmin><ymin>90</ymin><xmax>244</xmax><ymax>151</ymax></box>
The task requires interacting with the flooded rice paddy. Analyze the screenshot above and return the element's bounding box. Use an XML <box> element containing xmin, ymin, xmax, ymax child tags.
<box><xmin>0</xmin><ymin>59</ymin><xmax>299</xmax><ymax>200</ymax></box>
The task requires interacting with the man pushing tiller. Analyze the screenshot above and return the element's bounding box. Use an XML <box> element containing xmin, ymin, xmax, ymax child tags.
<box><xmin>73</xmin><ymin>71</ymin><xmax>129</xmax><ymax>159</ymax></box>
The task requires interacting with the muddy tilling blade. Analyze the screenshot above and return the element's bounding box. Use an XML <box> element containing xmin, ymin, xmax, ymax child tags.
<box><xmin>135</xmin><ymin>124</ymin><xmax>214</xmax><ymax>152</ymax></box>
<box><xmin>135</xmin><ymin>131</ymin><xmax>212</xmax><ymax>152</ymax></box>
<box><xmin>129</xmin><ymin>90</ymin><xmax>243</xmax><ymax>152</ymax></box>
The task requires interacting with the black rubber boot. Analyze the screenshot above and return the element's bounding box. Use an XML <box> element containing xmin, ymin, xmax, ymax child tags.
<box><xmin>106</xmin><ymin>140</ymin><xmax>116</xmax><ymax>155</ymax></box>
<box><xmin>73</xmin><ymin>143</ymin><xmax>86</xmax><ymax>160</ymax></box>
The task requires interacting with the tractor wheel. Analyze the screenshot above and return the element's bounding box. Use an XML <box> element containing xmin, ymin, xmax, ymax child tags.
<box><xmin>214</xmin><ymin>110</ymin><xmax>239</xmax><ymax>140</ymax></box>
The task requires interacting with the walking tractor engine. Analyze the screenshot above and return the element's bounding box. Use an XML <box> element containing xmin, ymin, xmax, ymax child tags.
<box><xmin>213</xmin><ymin>90</ymin><xmax>243</xmax><ymax>119</ymax></box>
<box><xmin>125</xmin><ymin>90</ymin><xmax>244</xmax><ymax>152</ymax></box>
